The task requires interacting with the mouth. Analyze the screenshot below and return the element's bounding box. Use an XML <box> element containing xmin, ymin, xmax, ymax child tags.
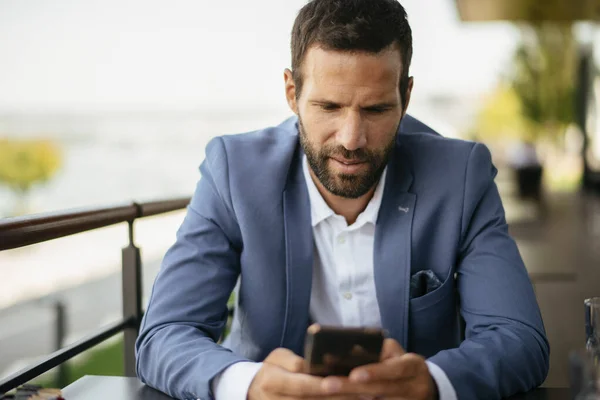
<box><xmin>329</xmin><ymin>157</ymin><xmax>367</xmax><ymax>174</ymax></box>
<box><xmin>330</xmin><ymin>157</ymin><xmax>366</xmax><ymax>165</ymax></box>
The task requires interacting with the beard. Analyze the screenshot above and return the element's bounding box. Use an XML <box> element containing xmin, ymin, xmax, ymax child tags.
<box><xmin>298</xmin><ymin>116</ymin><xmax>398</xmax><ymax>199</ymax></box>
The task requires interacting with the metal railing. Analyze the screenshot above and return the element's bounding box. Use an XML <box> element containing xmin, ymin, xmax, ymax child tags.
<box><xmin>0</xmin><ymin>197</ymin><xmax>191</xmax><ymax>394</ymax></box>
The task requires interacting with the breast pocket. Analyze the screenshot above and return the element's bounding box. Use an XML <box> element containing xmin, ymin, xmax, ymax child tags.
<box><xmin>408</xmin><ymin>270</ymin><xmax>460</xmax><ymax>357</ymax></box>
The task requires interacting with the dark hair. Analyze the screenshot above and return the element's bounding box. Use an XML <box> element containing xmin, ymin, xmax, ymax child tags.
<box><xmin>291</xmin><ymin>0</ymin><xmax>413</xmax><ymax>106</ymax></box>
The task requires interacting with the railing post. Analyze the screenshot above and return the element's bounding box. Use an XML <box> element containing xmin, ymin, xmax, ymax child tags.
<box><xmin>54</xmin><ymin>301</ymin><xmax>68</xmax><ymax>387</ymax></box>
<box><xmin>122</xmin><ymin>219</ymin><xmax>142</xmax><ymax>377</ymax></box>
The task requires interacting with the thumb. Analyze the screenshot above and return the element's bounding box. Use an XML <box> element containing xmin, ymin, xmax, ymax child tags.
<box><xmin>264</xmin><ymin>347</ymin><xmax>306</xmax><ymax>373</ymax></box>
<box><xmin>380</xmin><ymin>338</ymin><xmax>406</xmax><ymax>361</ymax></box>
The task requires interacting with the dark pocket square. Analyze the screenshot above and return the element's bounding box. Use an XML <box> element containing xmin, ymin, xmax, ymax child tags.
<box><xmin>410</xmin><ymin>270</ymin><xmax>442</xmax><ymax>299</ymax></box>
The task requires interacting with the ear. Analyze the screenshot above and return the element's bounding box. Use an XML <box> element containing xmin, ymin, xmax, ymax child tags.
<box><xmin>402</xmin><ymin>76</ymin><xmax>414</xmax><ymax>116</ymax></box>
<box><xmin>284</xmin><ymin>68</ymin><xmax>299</xmax><ymax>114</ymax></box>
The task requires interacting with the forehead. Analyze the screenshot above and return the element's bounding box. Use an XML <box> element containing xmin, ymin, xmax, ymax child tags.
<box><xmin>300</xmin><ymin>45</ymin><xmax>403</xmax><ymax>100</ymax></box>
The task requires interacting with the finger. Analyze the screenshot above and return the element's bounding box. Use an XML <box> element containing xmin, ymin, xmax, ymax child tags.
<box><xmin>270</xmin><ymin>369</ymin><xmax>329</xmax><ymax>396</ymax></box>
<box><xmin>280</xmin><ymin>395</ymin><xmax>364</xmax><ymax>400</ymax></box>
<box><xmin>349</xmin><ymin>353</ymin><xmax>424</xmax><ymax>382</ymax></box>
<box><xmin>380</xmin><ymin>338</ymin><xmax>406</xmax><ymax>361</ymax></box>
<box><xmin>264</xmin><ymin>347</ymin><xmax>306</xmax><ymax>373</ymax></box>
<box><xmin>322</xmin><ymin>376</ymin><xmax>429</xmax><ymax>399</ymax></box>
<box><xmin>321</xmin><ymin>376</ymin><xmax>406</xmax><ymax>397</ymax></box>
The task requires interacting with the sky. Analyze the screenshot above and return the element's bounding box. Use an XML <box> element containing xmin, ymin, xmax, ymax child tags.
<box><xmin>0</xmin><ymin>0</ymin><xmax>524</xmax><ymax>113</ymax></box>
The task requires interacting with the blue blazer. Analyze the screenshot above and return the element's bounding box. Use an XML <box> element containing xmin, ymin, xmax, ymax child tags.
<box><xmin>136</xmin><ymin>115</ymin><xmax>549</xmax><ymax>400</ymax></box>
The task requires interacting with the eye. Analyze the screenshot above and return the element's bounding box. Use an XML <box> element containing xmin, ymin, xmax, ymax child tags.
<box><xmin>364</xmin><ymin>107</ymin><xmax>389</xmax><ymax>114</ymax></box>
<box><xmin>320</xmin><ymin>103</ymin><xmax>340</xmax><ymax>112</ymax></box>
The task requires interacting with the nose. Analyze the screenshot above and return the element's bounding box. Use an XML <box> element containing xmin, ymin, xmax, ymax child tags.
<box><xmin>335</xmin><ymin>111</ymin><xmax>367</xmax><ymax>151</ymax></box>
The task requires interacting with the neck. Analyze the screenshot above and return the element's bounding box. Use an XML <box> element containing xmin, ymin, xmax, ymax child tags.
<box><xmin>308</xmin><ymin>168</ymin><xmax>376</xmax><ymax>225</ymax></box>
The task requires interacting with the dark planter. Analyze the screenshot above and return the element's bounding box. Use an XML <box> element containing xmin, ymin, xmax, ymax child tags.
<box><xmin>514</xmin><ymin>165</ymin><xmax>544</xmax><ymax>201</ymax></box>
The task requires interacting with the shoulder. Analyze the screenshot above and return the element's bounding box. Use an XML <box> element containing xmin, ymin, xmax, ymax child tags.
<box><xmin>398</xmin><ymin>114</ymin><xmax>491</xmax><ymax>176</ymax></box>
<box><xmin>399</xmin><ymin>131</ymin><xmax>478</xmax><ymax>160</ymax></box>
<box><xmin>200</xmin><ymin>116</ymin><xmax>300</xmax><ymax>208</ymax></box>
<box><xmin>203</xmin><ymin>116</ymin><xmax>299</xmax><ymax>176</ymax></box>
<box><xmin>205</xmin><ymin>116</ymin><xmax>298</xmax><ymax>166</ymax></box>
<box><xmin>398</xmin><ymin>131</ymin><xmax>495</xmax><ymax>191</ymax></box>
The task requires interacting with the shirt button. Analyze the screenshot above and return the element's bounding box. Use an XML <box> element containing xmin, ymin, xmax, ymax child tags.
<box><xmin>337</xmin><ymin>235</ymin><xmax>346</xmax><ymax>244</ymax></box>
<box><xmin>343</xmin><ymin>292</ymin><xmax>353</xmax><ymax>300</ymax></box>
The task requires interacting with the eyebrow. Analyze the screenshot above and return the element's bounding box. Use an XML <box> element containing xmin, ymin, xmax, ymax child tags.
<box><xmin>309</xmin><ymin>99</ymin><xmax>399</xmax><ymax>108</ymax></box>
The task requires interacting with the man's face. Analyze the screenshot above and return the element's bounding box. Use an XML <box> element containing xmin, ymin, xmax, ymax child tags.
<box><xmin>285</xmin><ymin>45</ymin><xmax>412</xmax><ymax>199</ymax></box>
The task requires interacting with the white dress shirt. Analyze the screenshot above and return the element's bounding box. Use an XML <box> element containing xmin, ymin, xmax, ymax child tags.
<box><xmin>211</xmin><ymin>156</ymin><xmax>457</xmax><ymax>400</ymax></box>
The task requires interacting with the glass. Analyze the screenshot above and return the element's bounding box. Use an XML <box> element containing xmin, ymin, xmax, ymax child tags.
<box><xmin>570</xmin><ymin>349</ymin><xmax>600</xmax><ymax>399</ymax></box>
<box><xmin>586</xmin><ymin>298</ymin><xmax>600</xmax><ymax>353</ymax></box>
<box><xmin>569</xmin><ymin>298</ymin><xmax>600</xmax><ymax>399</ymax></box>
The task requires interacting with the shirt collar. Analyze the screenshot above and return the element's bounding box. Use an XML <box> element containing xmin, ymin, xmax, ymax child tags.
<box><xmin>302</xmin><ymin>155</ymin><xmax>387</xmax><ymax>228</ymax></box>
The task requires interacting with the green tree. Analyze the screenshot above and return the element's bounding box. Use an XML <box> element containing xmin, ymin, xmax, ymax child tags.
<box><xmin>0</xmin><ymin>138</ymin><xmax>62</xmax><ymax>215</ymax></box>
<box><xmin>511</xmin><ymin>23</ymin><xmax>577</xmax><ymax>143</ymax></box>
<box><xmin>475</xmin><ymin>83</ymin><xmax>530</xmax><ymax>142</ymax></box>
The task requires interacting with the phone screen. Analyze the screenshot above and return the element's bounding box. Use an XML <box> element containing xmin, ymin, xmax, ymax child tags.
<box><xmin>304</xmin><ymin>324</ymin><xmax>385</xmax><ymax>376</ymax></box>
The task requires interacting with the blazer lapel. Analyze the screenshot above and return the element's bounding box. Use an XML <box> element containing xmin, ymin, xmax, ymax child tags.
<box><xmin>280</xmin><ymin>147</ymin><xmax>313</xmax><ymax>355</ymax></box>
<box><xmin>374</xmin><ymin>145</ymin><xmax>415</xmax><ymax>349</ymax></box>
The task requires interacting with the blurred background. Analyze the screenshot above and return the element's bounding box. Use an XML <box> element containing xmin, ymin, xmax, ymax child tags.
<box><xmin>1</xmin><ymin>0</ymin><xmax>600</xmax><ymax>390</ymax></box>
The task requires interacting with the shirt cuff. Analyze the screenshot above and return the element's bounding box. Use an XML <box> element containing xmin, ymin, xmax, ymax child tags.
<box><xmin>210</xmin><ymin>361</ymin><xmax>263</xmax><ymax>400</ymax></box>
<box><xmin>426</xmin><ymin>360</ymin><xmax>457</xmax><ymax>400</ymax></box>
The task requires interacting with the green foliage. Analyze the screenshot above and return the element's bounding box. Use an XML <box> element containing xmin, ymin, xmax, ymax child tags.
<box><xmin>0</xmin><ymin>138</ymin><xmax>62</xmax><ymax>193</ymax></box>
<box><xmin>30</xmin><ymin>338</ymin><xmax>124</xmax><ymax>388</ymax></box>
<box><xmin>63</xmin><ymin>338</ymin><xmax>125</xmax><ymax>381</ymax></box>
<box><xmin>475</xmin><ymin>23</ymin><xmax>578</xmax><ymax>145</ymax></box>
<box><xmin>0</xmin><ymin>138</ymin><xmax>62</xmax><ymax>215</ymax></box>
<box><xmin>475</xmin><ymin>84</ymin><xmax>531</xmax><ymax>141</ymax></box>
<box><xmin>511</xmin><ymin>23</ymin><xmax>577</xmax><ymax>141</ymax></box>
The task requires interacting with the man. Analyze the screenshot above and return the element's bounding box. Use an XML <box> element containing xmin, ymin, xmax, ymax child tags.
<box><xmin>136</xmin><ymin>0</ymin><xmax>550</xmax><ymax>399</ymax></box>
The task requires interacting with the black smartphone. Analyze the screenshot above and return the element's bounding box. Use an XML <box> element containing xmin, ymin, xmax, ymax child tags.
<box><xmin>304</xmin><ymin>324</ymin><xmax>385</xmax><ymax>376</ymax></box>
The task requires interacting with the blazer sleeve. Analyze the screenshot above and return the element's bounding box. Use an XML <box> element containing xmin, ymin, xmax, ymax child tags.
<box><xmin>135</xmin><ymin>137</ymin><xmax>250</xmax><ymax>400</ymax></box>
<box><xmin>427</xmin><ymin>143</ymin><xmax>550</xmax><ymax>400</ymax></box>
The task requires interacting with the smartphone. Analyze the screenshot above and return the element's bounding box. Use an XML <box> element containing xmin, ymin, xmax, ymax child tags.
<box><xmin>304</xmin><ymin>324</ymin><xmax>385</xmax><ymax>376</ymax></box>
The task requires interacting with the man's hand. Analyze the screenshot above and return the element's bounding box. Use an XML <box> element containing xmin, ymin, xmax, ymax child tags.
<box><xmin>319</xmin><ymin>339</ymin><xmax>439</xmax><ymax>400</ymax></box>
<box><xmin>247</xmin><ymin>348</ymin><xmax>359</xmax><ymax>400</ymax></box>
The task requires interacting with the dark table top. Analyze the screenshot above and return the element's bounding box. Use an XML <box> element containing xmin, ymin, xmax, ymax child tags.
<box><xmin>62</xmin><ymin>375</ymin><xmax>571</xmax><ymax>400</ymax></box>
